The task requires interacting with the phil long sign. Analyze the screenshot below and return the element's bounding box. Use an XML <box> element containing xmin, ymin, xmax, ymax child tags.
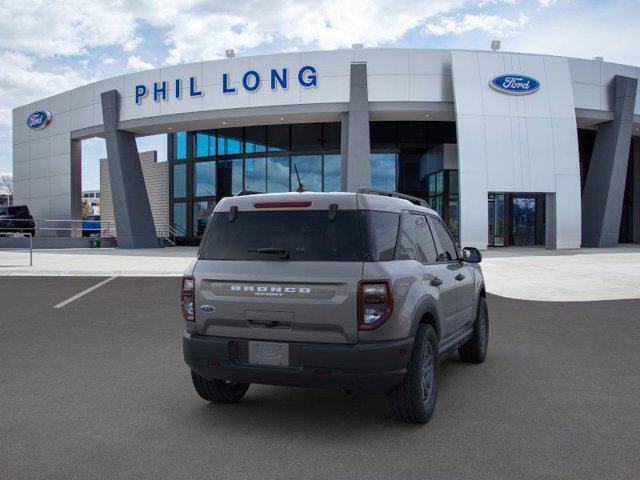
<box><xmin>490</xmin><ymin>74</ymin><xmax>540</xmax><ymax>95</ymax></box>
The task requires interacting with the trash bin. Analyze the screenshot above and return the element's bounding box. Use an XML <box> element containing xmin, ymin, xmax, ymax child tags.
<box><xmin>91</xmin><ymin>238</ymin><xmax>101</xmax><ymax>248</ymax></box>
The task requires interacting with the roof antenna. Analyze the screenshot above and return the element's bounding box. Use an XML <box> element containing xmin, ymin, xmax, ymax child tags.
<box><xmin>293</xmin><ymin>162</ymin><xmax>306</xmax><ymax>192</ymax></box>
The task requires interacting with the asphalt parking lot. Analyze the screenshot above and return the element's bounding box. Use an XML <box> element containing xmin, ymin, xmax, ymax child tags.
<box><xmin>1</xmin><ymin>277</ymin><xmax>639</xmax><ymax>480</ymax></box>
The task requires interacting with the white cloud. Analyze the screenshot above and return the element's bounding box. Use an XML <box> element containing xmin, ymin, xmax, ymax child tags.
<box><xmin>102</xmin><ymin>57</ymin><xmax>117</xmax><ymax>65</ymax></box>
<box><xmin>0</xmin><ymin>51</ymin><xmax>86</xmax><ymax>124</ymax></box>
<box><xmin>0</xmin><ymin>0</ymin><xmax>141</xmax><ymax>58</ymax></box>
<box><xmin>133</xmin><ymin>0</ymin><xmax>466</xmax><ymax>64</ymax></box>
<box><xmin>126</xmin><ymin>56</ymin><xmax>156</xmax><ymax>72</ymax></box>
<box><xmin>424</xmin><ymin>13</ymin><xmax>529</xmax><ymax>36</ymax></box>
<box><xmin>538</xmin><ymin>0</ymin><xmax>558</xmax><ymax>6</ymax></box>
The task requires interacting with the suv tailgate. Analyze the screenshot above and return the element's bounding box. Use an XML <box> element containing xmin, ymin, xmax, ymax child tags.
<box><xmin>194</xmin><ymin>260</ymin><xmax>361</xmax><ymax>344</ymax></box>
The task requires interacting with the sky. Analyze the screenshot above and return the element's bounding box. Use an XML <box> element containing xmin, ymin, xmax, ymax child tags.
<box><xmin>0</xmin><ymin>0</ymin><xmax>639</xmax><ymax>192</ymax></box>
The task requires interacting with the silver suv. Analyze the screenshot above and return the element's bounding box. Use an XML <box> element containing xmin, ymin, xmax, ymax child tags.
<box><xmin>182</xmin><ymin>189</ymin><xmax>488</xmax><ymax>424</ymax></box>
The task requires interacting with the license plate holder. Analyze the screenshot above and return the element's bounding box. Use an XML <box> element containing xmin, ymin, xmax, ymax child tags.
<box><xmin>248</xmin><ymin>341</ymin><xmax>289</xmax><ymax>367</ymax></box>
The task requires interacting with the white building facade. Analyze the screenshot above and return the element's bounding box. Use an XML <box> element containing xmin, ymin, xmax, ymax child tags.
<box><xmin>11</xmin><ymin>48</ymin><xmax>640</xmax><ymax>248</ymax></box>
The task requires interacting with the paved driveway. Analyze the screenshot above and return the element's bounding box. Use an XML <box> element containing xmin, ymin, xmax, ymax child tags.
<box><xmin>1</xmin><ymin>277</ymin><xmax>639</xmax><ymax>479</ymax></box>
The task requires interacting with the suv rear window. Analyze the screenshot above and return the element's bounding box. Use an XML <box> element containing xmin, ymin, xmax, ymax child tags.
<box><xmin>199</xmin><ymin>209</ymin><xmax>401</xmax><ymax>262</ymax></box>
<box><xmin>200</xmin><ymin>210</ymin><xmax>364</xmax><ymax>262</ymax></box>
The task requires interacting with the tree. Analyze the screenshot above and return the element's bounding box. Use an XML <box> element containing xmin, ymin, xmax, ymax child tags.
<box><xmin>82</xmin><ymin>199</ymin><xmax>91</xmax><ymax>217</ymax></box>
<box><xmin>0</xmin><ymin>173</ymin><xmax>13</xmax><ymax>206</ymax></box>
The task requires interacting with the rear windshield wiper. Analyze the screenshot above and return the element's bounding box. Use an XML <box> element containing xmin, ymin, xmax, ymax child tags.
<box><xmin>248</xmin><ymin>247</ymin><xmax>290</xmax><ymax>260</ymax></box>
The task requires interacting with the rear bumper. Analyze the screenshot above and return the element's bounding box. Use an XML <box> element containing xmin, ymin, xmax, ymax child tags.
<box><xmin>183</xmin><ymin>332</ymin><xmax>414</xmax><ymax>394</ymax></box>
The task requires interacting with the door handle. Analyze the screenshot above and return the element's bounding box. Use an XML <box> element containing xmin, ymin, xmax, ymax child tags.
<box><xmin>430</xmin><ymin>277</ymin><xmax>443</xmax><ymax>287</ymax></box>
<box><xmin>455</xmin><ymin>273</ymin><xmax>465</xmax><ymax>281</ymax></box>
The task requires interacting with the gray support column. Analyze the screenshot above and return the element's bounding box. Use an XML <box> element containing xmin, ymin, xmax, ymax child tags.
<box><xmin>545</xmin><ymin>193</ymin><xmax>556</xmax><ymax>248</ymax></box>
<box><xmin>342</xmin><ymin>62</ymin><xmax>371</xmax><ymax>192</ymax></box>
<box><xmin>101</xmin><ymin>90</ymin><xmax>159</xmax><ymax>248</ymax></box>
<box><xmin>582</xmin><ymin>75</ymin><xmax>638</xmax><ymax>247</ymax></box>
<box><xmin>69</xmin><ymin>139</ymin><xmax>83</xmax><ymax>237</ymax></box>
<box><xmin>633</xmin><ymin>138</ymin><xmax>640</xmax><ymax>243</ymax></box>
<box><xmin>339</xmin><ymin>112</ymin><xmax>349</xmax><ymax>191</ymax></box>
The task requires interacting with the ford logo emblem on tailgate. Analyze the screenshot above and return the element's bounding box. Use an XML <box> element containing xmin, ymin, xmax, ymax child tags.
<box><xmin>490</xmin><ymin>74</ymin><xmax>540</xmax><ymax>95</ymax></box>
<box><xmin>200</xmin><ymin>305</ymin><xmax>216</xmax><ymax>312</ymax></box>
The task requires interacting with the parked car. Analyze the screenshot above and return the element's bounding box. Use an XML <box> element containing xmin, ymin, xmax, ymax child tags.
<box><xmin>0</xmin><ymin>205</ymin><xmax>35</xmax><ymax>236</ymax></box>
<box><xmin>82</xmin><ymin>215</ymin><xmax>101</xmax><ymax>237</ymax></box>
<box><xmin>181</xmin><ymin>189</ymin><xmax>488</xmax><ymax>424</ymax></box>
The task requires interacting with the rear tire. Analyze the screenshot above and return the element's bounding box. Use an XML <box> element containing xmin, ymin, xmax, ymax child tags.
<box><xmin>387</xmin><ymin>324</ymin><xmax>439</xmax><ymax>424</ymax></box>
<box><xmin>191</xmin><ymin>370</ymin><xmax>250</xmax><ymax>403</ymax></box>
<box><xmin>458</xmin><ymin>296</ymin><xmax>489</xmax><ymax>364</ymax></box>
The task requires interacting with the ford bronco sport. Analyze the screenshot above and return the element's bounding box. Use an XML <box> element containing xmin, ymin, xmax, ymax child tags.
<box><xmin>182</xmin><ymin>189</ymin><xmax>488</xmax><ymax>424</ymax></box>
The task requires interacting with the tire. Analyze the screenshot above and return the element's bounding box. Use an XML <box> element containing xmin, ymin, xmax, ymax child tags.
<box><xmin>190</xmin><ymin>370</ymin><xmax>250</xmax><ymax>403</ymax></box>
<box><xmin>458</xmin><ymin>296</ymin><xmax>489</xmax><ymax>364</ymax></box>
<box><xmin>387</xmin><ymin>324</ymin><xmax>439</xmax><ymax>424</ymax></box>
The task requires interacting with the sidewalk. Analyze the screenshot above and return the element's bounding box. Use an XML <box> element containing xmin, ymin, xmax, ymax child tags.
<box><xmin>482</xmin><ymin>245</ymin><xmax>640</xmax><ymax>301</ymax></box>
<box><xmin>1</xmin><ymin>245</ymin><xmax>639</xmax><ymax>301</ymax></box>
<box><xmin>0</xmin><ymin>247</ymin><xmax>198</xmax><ymax>277</ymax></box>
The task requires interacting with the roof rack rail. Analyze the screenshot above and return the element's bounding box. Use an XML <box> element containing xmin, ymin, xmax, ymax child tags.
<box><xmin>235</xmin><ymin>190</ymin><xmax>263</xmax><ymax>196</ymax></box>
<box><xmin>357</xmin><ymin>188</ymin><xmax>430</xmax><ymax>209</ymax></box>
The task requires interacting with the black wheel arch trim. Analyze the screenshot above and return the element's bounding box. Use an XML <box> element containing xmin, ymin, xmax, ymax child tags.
<box><xmin>409</xmin><ymin>296</ymin><xmax>443</xmax><ymax>341</ymax></box>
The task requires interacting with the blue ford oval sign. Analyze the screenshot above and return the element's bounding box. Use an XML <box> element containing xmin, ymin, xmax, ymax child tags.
<box><xmin>26</xmin><ymin>110</ymin><xmax>52</xmax><ymax>130</ymax></box>
<box><xmin>490</xmin><ymin>74</ymin><xmax>540</xmax><ymax>95</ymax></box>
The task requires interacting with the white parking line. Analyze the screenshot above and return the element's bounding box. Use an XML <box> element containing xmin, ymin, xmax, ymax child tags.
<box><xmin>53</xmin><ymin>276</ymin><xmax>118</xmax><ymax>309</ymax></box>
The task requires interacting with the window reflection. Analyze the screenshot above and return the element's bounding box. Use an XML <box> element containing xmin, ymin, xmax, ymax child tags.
<box><xmin>173</xmin><ymin>202</ymin><xmax>187</xmax><ymax>233</ymax></box>
<box><xmin>245</xmin><ymin>157</ymin><xmax>266</xmax><ymax>192</ymax></box>
<box><xmin>194</xmin><ymin>161</ymin><xmax>216</xmax><ymax>197</ymax></box>
<box><xmin>291</xmin><ymin>155</ymin><xmax>322</xmax><ymax>191</ymax></box>
<box><xmin>218</xmin><ymin>128</ymin><xmax>243</xmax><ymax>155</ymax></box>
<box><xmin>196</xmin><ymin>131</ymin><xmax>215</xmax><ymax>157</ymax></box>
<box><xmin>194</xmin><ymin>200</ymin><xmax>216</xmax><ymax>237</ymax></box>
<box><xmin>245</xmin><ymin>126</ymin><xmax>267</xmax><ymax>153</ymax></box>
<box><xmin>175</xmin><ymin>132</ymin><xmax>187</xmax><ymax>160</ymax></box>
<box><xmin>173</xmin><ymin>163</ymin><xmax>186</xmax><ymax>197</ymax></box>
<box><xmin>323</xmin><ymin>154</ymin><xmax>341</xmax><ymax>192</ymax></box>
<box><xmin>267</xmin><ymin>157</ymin><xmax>290</xmax><ymax>192</ymax></box>
<box><xmin>371</xmin><ymin>153</ymin><xmax>397</xmax><ymax>191</ymax></box>
<box><xmin>217</xmin><ymin>159</ymin><xmax>243</xmax><ymax>196</ymax></box>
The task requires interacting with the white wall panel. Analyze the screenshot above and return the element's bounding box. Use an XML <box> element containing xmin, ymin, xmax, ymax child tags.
<box><xmin>368</xmin><ymin>75</ymin><xmax>409</xmax><ymax>102</ymax></box>
<box><xmin>13</xmin><ymin>142</ymin><xmax>29</xmax><ymax>164</ymax></box>
<box><xmin>452</xmin><ymin>50</ymin><xmax>581</xmax><ymax>249</ymax></box>
<box><xmin>202</xmin><ymin>57</ymin><xmax>250</xmax><ymax>87</ymax></box>
<box><xmin>301</xmin><ymin>50</ymin><xmax>353</xmax><ymax>77</ymax></box>
<box><xmin>69</xmin><ymin>84</ymin><xmax>94</xmax><ymax>110</ymax></box>
<box><xmin>29</xmin><ymin>157</ymin><xmax>50</xmax><ymax>179</ymax></box>
<box><xmin>29</xmin><ymin>137</ymin><xmax>50</xmax><ymax>160</ymax></box>
<box><xmin>49</xmin><ymin>153</ymin><xmax>71</xmax><ymax>177</ymax></box>
<box><xmin>13</xmin><ymin>123</ymin><xmax>29</xmax><ymax>144</ymax></box>
<box><xmin>569</xmin><ymin>58</ymin><xmax>601</xmax><ymax>85</ymax></box>
<box><xmin>484</xmin><ymin>116</ymin><xmax>514</xmax><ymax>191</ymax></box>
<box><xmin>409</xmin><ymin>75</ymin><xmax>453</xmax><ymax>102</ymax></box>
<box><xmin>409</xmin><ymin>50</ymin><xmax>451</xmax><ymax>75</ymax></box>
<box><xmin>49</xmin><ymin>174</ymin><xmax>71</xmax><ymax>196</ymax></box>
<box><xmin>301</xmin><ymin>76</ymin><xmax>349</xmax><ymax>104</ymax></box>
<box><xmin>29</xmin><ymin>177</ymin><xmax>49</xmax><ymax>199</ymax></box>
<box><xmin>572</xmin><ymin>83</ymin><xmax>601</xmax><ymax>110</ymax></box>
<box><xmin>354</xmin><ymin>48</ymin><xmax>409</xmax><ymax>75</ymax></box>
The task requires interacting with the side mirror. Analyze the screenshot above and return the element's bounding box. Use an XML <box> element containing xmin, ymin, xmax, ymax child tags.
<box><xmin>462</xmin><ymin>247</ymin><xmax>482</xmax><ymax>263</ymax></box>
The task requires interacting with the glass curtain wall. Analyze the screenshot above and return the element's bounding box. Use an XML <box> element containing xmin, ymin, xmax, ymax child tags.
<box><xmin>370</xmin><ymin>121</ymin><xmax>459</xmax><ymax>241</ymax></box>
<box><xmin>169</xmin><ymin>123</ymin><xmax>341</xmax><ymax>241</ymax></box>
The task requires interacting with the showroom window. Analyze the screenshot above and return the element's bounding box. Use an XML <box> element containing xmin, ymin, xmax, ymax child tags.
<box><xmin>168</xmin><ymin>123</ymin><xmax>341</xmax><ymax>242</ymax></box>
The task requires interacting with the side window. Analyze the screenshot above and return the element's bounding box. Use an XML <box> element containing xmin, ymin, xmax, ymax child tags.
<box><xmin>429</xmin><ymin>216</ymin><xmax>458</xmax><ymax>262</ymax></box>
<box><xmin>412</xmin><ymin>214</ymin><xmax>438</xmax><ymax>263</ymax></box>
<box><xmin>361</xmin><ymin>211</ymin><xmax>400</xmax><ymax>261</ymax></box>
<box><xmin>397</xmin><ymin>213</ymin><xmax>416</xmax><ymax>260</ymax></box>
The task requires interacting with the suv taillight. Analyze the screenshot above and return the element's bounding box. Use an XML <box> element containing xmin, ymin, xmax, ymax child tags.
<box><xmin>358</xmin><ymin>280</ymin><xmax>393</xmax><ymax>331</ymax></box>
<box><xmin>181</xmin><ymin>276</ymin><xmax>195</xmax><ymax>321</ymax></box>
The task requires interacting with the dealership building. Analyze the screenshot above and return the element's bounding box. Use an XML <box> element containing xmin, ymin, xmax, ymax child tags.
<box><xmin>11</xmin><ymin>48</ymin><xmax>640</xmax><ymax>249</ymax></box>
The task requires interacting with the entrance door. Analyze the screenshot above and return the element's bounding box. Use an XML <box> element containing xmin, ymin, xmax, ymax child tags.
<box><xmin>510</xmin><ymin>196</ymin><xmax>537</xmax><ymax>246</ymax></box>
<box><xmin>488</xmin><ymin>193</ymin><xmax>505</xmax><ymax>246</ymax></box>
